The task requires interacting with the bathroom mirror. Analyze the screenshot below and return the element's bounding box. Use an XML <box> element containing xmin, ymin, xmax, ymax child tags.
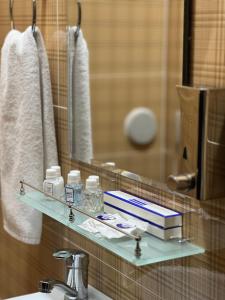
<box><xmin>67</xmin><ymin>0</ymin><xmax>187</xmax><ymax>186</ymax></box>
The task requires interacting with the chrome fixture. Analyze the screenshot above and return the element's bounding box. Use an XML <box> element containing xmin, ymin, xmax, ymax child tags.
<box><xmin>32</xmin><ymin>0</ymin><xmax>37</xmax><ymax>34</ymax></box>
<box><xmin>39</xmin><ymin>279</ymin><xmax>78</xmax><ymax>300</ymax></box>
<box><xmin>167</xmin><ymin>173</ymin><xmax>196</xmax><ymax>192</ymax></box>
<box><xmin>53</xmin><ymin>249</ymin><xmax>89</xmax><ymax>300</ymax></box>
<box><xmin>39</xmin><ymin>249</ymin><xmax>89</xmax><ymax>300</ymax></box>
<box><xmin>75</xmin><ymin>0</ymin><xmax>82</xmax><ymax>40</ymax></box>
<box><xmin>9</xmin><ymin>0</ymin><xmax>36</xmax><ymax>35</ymax></box>
<box><xmin>9</xmin><ymin>0</ymin><xmax>14</xmax><ymax>29</ymax></box>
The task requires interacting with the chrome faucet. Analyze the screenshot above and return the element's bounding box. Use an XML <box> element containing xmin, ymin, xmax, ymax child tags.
<box><xmin>39</xmin><ymin>249</ymin><xmax>89</xmax><ymax>300</ymax></box>
<box><xmin>39</xmin><ymin>279</ymin><xmax>77</xmax><ymax>299</ymax></box>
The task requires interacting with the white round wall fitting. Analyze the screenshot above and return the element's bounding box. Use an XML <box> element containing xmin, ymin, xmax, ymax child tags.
<box><xmin>124</xmin><ymin>107</ymin><xmax>157</xmax><ymax>145</ymax></box>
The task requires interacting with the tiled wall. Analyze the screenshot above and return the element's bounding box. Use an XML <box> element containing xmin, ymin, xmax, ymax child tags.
<box><xmin>192</xmin><ymin>0</ymin><xmax>225</xmax><ymax>87</ymax></box>
<box><xmin>0</xmin><ymin>1</ymin><xmax>225</xmax><ymax>300</ymax></box>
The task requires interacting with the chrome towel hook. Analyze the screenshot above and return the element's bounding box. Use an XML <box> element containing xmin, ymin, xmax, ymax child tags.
<box><xmin>9</xmin><ymin>0</ymin><xmax>37</xmax><ymax>35</ymax></box>
<box><xmin>75</xmin><ymin>0</ymin><xmax>82</xmax><ymax>40</ymax></box>
<box><xmin>32</xmin><ymin>0</ymin><xmax>37</xmax><ymax>34</ymax></box>
<box><xmin>9</xmin><ymin>0</ymin><xmax>14</xmax><ymax>30</ymax></box>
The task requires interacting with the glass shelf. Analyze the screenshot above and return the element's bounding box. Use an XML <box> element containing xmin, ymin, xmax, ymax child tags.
<box><xmin>17</xmin><ymin>186</ymin><xmax>204</xmax><ymax>267</ymax></box>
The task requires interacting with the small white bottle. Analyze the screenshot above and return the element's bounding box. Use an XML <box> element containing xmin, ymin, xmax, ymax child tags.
<box><xmin>65</xmin><ymin>173</ymin><xmax>83</xmax><ymax>206</ymax></box>
<box><xmin>82</xmin><ymin>178</ymin><xmax>103</xmax><ymax>213</ymax></box>
<box><xmin>88</xmin><ymin>175</ymin><xmax>103</xmax><ymax>209</ymax></box>
<box><xmin>51</xmin><ymin>166</ymin><xmax>64</xmax><ymax>200</ymax></box>
<box><xmin>51</xmin><ymin>166</ymin><xmax>64</xmax><ymax>185</ymax></box>
<box><xmin>43</xmin><ymin>169</ymin><xmax>58</xmax><ymax>199</ymax></box>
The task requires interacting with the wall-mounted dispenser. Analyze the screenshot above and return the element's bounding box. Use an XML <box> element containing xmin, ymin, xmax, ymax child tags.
<box><xmin>167</xmin><ymin>86</ymin><xmax>225</xmax><ymax>200</ymax></box>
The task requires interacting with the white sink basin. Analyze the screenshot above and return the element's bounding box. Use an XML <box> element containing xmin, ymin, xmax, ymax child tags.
<box><xmin>6</xmin><ymin>286</ymin><xmax>112</xmax><ymax>300</ymax></box>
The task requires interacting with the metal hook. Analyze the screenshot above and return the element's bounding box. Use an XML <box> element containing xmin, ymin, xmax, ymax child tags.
<box><xmin>9</xmin><ymin>0</ymin><xmax>36</xmax><ymax>34</ymax></box>
<box><xmin>32</xmin><ymin>0</ymin><xmax>37</xmax><ymax>35</ymax></box>
<box><xmin>9</xmin><ymin>0</ymin><xmax>15</xmax><ymax>30</ymax></box>
<box><xmin>75</xmin><ymin>1</ymin><xmax>82</xmax><ymax>41</ymax></box>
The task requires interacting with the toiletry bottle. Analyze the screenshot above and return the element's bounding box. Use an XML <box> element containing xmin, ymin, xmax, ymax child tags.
<box><xmin>88</xmin><ymin>175</ymin><xmax>103</xmax><ymax>210</ymax></box>
<box><xmin>51</xmin><ymin>165</ymin><xmax>64</xmax><ymax>200</ymax></box>
<box><xmin>83</xmin><ymin>178</ymin><xmax>103</xmax><ymax>213</ymax></box>
<box><xmin>65</xmin><ymin>173</ymin><xmax>83</xmax><ymax>206</ymax></box>
<box><xmin>43</xmin><ymin>169</ymin><xmax>58</xmax><ymax>198</ymax></box>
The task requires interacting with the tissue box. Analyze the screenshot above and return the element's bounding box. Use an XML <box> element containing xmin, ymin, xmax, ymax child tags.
<box><xmin>104</xmin><ymin>191</ymin><xmax>182</xmax><ymax>240</ymax></box>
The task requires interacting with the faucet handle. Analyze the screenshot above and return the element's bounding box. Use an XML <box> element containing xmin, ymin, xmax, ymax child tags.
<box><xmin>53</xmin><ymin>249</ymin><xmax>89</xmax><ymax>268</ymax></box>
<box><xmin>53</xmin><ymin>249</ymin><xmax>75</xmax><ymax>260</ymax></box>
<box><xmin>53</xmin><ymin>249</ymin><xmax>77</xmax><ymax>269</ymax></box>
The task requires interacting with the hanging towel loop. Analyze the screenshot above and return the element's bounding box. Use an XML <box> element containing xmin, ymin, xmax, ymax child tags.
<box><xmin>9</xmin><ymin>0</ymin><xmax>37</xmax><ymax>35</ymax></box>
<box><xmin>9</xmin><ymin>0</ymin><xmax>14</xmax><ymax>29</ymax></box>
<box><xmin>32</xmin><ymin>0</ymin><xmax>37</xmax><ymax>34</ymax></box>
<box><xmin>75</xmin><ymin>0</ymin><xmax>82</xmax><ymax>40</ymax></box>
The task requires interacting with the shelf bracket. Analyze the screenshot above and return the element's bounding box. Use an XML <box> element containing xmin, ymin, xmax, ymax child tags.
<box><xmin>135</xmin><ymin>237</ymin><xmax>141</xmax><ymax>258</ymax></box>
<box><xmin>20</xmin><ymin>180</ymin><xmax>26</xmax><ymax>195</ymax></box>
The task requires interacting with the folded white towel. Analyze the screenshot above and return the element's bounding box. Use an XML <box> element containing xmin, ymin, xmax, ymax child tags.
<box><xmin>68</xmin><ymin>27</ymin><xmax>93</xmax><ymax>163</ymax></box>
<box><xmin>0</xmin><ymin>27</ymin><xmax>58</xmax><ymax>244</ymax></box>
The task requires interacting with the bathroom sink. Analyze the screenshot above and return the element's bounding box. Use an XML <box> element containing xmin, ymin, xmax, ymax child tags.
<box><xmin>6</xmin><ymin>285</ymin><xmax>112</xmax><ymax>300</ymax></box>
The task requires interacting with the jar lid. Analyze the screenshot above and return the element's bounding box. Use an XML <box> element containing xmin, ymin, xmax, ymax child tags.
<box><xmin>86</xmin><ymin>178</ymin><xmax>98</xmax><ymax>189</ymax></box>
<box><xmin>70</xmin><ymin>170</ymin><xmax>81</xmax><ymax>178</ymax></box>
<box><xmin>67</xmin><ymin>173</ymin><xmax>80</xmax><ymax>184</ymax></box>
<box><xmin>88</xmin><ymin>175</ymin><xmax>100</xmax><ymax>186</ymax></box>
<box><xmin>46</xmin><ymin>169</ymin><xmax>57</xmax><ymax>179</ymax></box>
<box><xmin>51</xmin><ymin>166</ymin><xmax>61</xmax><ymax>177</ymax></box>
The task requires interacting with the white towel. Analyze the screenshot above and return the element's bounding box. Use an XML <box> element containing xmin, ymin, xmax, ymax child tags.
<box><xmin>0</xmin><ymin>27</ymin><xmax>58</xmax><ymax>244</ymax></box>
<box><xmin>68</xmin><ymin>27</ymin><xmax>93</xmax><ymax>163</ymax></box>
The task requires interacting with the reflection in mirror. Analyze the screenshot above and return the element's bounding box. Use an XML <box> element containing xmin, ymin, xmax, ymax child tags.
<box><xmin>67</xmin><ymin>0</ymin><xmax>184</xmax><ymax>186</ymax></box>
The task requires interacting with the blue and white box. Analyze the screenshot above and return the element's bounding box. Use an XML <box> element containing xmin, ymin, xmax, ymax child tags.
<box><xmin>104</xmin><ymin>191</ymin><xmax>182</xmax><ymax>240</ymax></box>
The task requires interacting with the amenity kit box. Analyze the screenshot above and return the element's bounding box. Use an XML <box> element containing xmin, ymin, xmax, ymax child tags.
<box><xmin>104</xmin><ymin>191</ymin><xmax>182</xmax><ymax>240</ymax></box>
